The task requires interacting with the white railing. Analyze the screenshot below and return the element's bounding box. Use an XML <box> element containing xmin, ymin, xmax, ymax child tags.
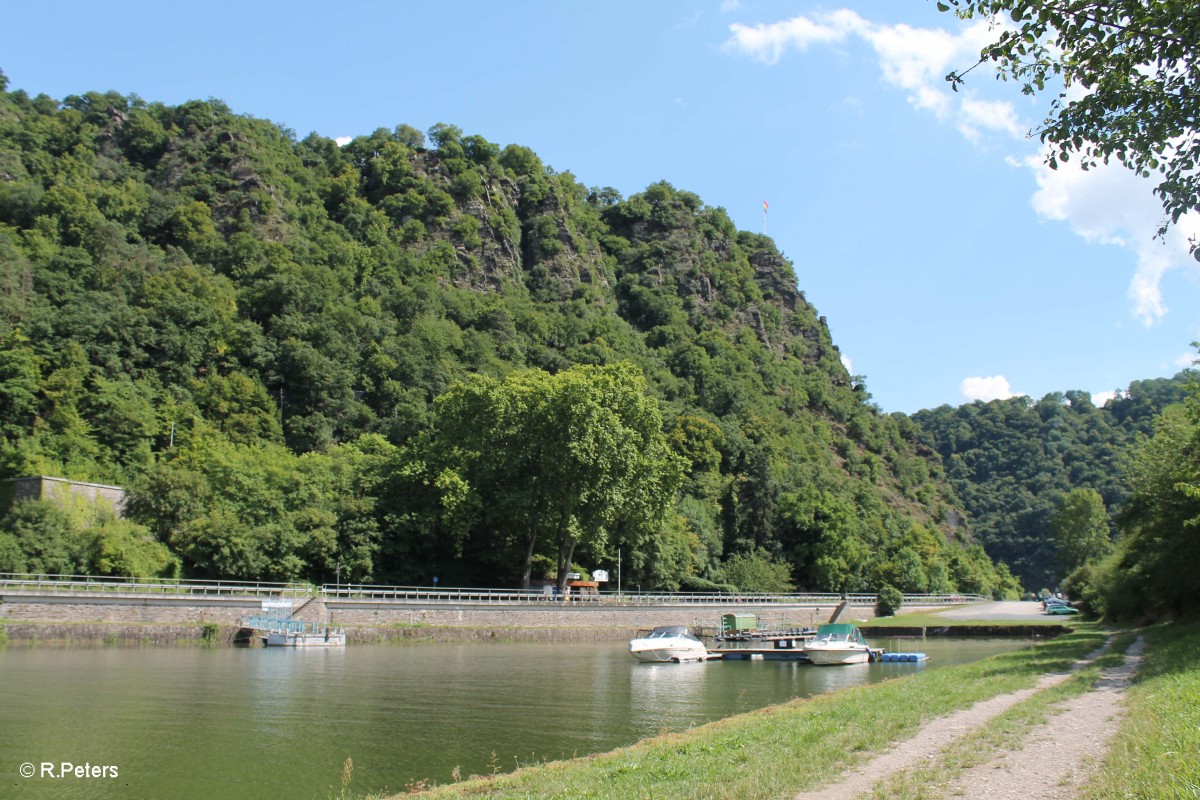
<box><xmin>0</xmin><ymin>573</ymin><xmax>988</xmax><ymax>606</ymax></box>
<box><xmin>319</xmin><ymin>584</ymin><xmax>989</xmax><ymax>606</ymax></box>
<box><xmin>0</xmin><ymin>573</ymin><xmax>311</xmax><ymax>597</ymax></box>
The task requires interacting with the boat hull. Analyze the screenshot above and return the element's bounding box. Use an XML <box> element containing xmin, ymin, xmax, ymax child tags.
<box><xmin>804</xmin><ymin>646</ymin><xmax>870</xmax><ymax>665</ymax></box>
<box><xmin>628</xmin><ymin>642</ymin><xmax>709</xmax><ymax>663</ymax></box>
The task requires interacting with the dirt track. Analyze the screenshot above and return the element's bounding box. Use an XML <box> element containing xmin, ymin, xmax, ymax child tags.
<box><xmin>791</xmin><ymin>634</ymin><xmax>1142</xmax><ymax>800</ymax></box>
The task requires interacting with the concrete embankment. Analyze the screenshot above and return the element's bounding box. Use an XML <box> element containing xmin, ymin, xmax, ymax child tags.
<box><xmin>0</xmin><ymin>590</ymin><xmax>852</xmax><ymax>645</ymax></box>
<box><xmin>865</xmin><ymin>625</ymin><xmax>1070</xmax><ymax>637</ymax></box>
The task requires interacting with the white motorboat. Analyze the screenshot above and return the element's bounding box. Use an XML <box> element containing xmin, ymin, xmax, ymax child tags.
<box><xmin>628</xmin><ymin>625</ymin><xmax>709</xmax><ymax>662</ymax></box>
<box><xmin>803</xmin><ymin>623</ymin><xmax>871</xmax><ymax>665</ymax></box>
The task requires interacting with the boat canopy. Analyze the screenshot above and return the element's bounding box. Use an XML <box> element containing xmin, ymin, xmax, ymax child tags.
<box><xmin>812</xmin><ymin>623</ymin><xmax>867</xmax><ymax>645</ymax></box>
<box><xmin>644</xmin><ymin>625</ymin><xmax>698</xmax><ymax>639</ymax></box>
<box><xmin>816</xmin><ymin>624</ymin><xmax>858</xmax><ymax>635</ymax></box>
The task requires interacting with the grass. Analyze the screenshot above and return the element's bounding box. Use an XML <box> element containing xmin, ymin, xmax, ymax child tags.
<box><xmin>1077</xmin><ymin>620</ymin><xmax>1200</xmax><ymax>800</ymax></box>
<box><xmin>372</xmin><ymin>624</ymin><xmax>1109</xmax><ymax>800</ymax></box>
<box><xmin>200</xmin><ymin>622</ymin><xmax>222</xmax><ymax>643</ymax></box>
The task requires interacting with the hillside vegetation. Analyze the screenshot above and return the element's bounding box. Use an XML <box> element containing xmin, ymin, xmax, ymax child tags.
<box><xmin>0</xmin><ymin>73</ymin><xmax>1022</xmax><ymax>595</ymax></box>
<box><xmin>913</xmin><ymin>376</ymin><xmax>1190</xmax><ymax>590</ymax></box>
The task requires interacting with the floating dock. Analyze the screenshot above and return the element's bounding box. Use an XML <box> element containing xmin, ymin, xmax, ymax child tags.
<box><xmin>710</xmin><ymin>646</ymin><xmax>921</xmax><ymax>663</ymax></box>
<box><xmin>877</xmin><ymin>651</ymin><xmax>928</xmax><ymax>662</ymax></box>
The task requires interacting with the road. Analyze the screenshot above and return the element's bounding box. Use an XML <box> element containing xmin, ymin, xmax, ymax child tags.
<box><xmin>926</xmin><ymin>600</ymin><xmax>1057</xmax><ymax>621</ymax></box>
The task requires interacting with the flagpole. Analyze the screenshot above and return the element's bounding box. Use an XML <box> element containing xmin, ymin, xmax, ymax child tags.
<box><xmin>762</xmin><ymin>200</ymin><xmax>768</xmax><ymax>235</ymax></box>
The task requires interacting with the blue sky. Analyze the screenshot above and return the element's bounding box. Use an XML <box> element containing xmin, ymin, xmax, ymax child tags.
<box><xmin>4</xmin><ymin>1</ymin><xmax>1197</xmax><ymax>413</ymax></box>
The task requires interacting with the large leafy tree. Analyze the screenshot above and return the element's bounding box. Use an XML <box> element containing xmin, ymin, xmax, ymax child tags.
<box><xmin>938</xmin><ymin>0</ymin><xmax>1200</xmax><ymax>252</ymax></box>
<box><xmin>1051</xmin><ymin>487</ymin><xmax>1112</xmax><ymax>576</ymax></box>
<box><xmin>420</xmin><ymin>363</ymin><xmax>686</xmax><ymax>590</ymax></box>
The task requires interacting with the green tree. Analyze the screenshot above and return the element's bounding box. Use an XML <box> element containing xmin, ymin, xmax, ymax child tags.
<box><xmin>0</xmin><ymin>500</ymin><xmax>89</xmax><ymax>575</ymax></box>
<box><xmin>1051</xmin><ymin>487</ymin><xmax>1112</xmax><ymax>576</ymax></box>
<box><xmin>86</xmin><ymin>517</ymin><xmax>180</xmax><ymax>578</ymax></box>
<box><xmin>939</xmin><ymin>0</ymin><xmax>1200</xmax><ymax>252</ymax></box>
<box><xmin>126</xmin><ymin>461</ymin><xmax>212</xmax><ymax>543</ymax></box>
<box><xmin>876</xmin><ymin>584</ymin><xmax>904</xmax><ymax>617</ymax></box>
<box><xmin>428</xmin><ymin>362</ymin><xmax>686</xmax><ymax>590</ymax></box>
<box><xmin>1117</xmin><ymin>393</ymin><xmax>1200</xmax><ymax>616</ymax></box>
<box><xmin>717</xmin><ymin>547</ymin><xmax>794</xmax><ymax>593</ymax></box>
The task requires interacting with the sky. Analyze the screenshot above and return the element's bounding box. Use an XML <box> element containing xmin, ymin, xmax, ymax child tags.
<box><xmin>3</xmin><ymin>1</ymin><xmax>1197</xmax><ymax>413</ymax></box>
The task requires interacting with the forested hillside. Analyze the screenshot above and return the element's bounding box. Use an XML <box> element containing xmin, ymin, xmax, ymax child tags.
<box><xmin>912</xmin><ymin>376</ymin><xmax>1190</xmax><ymax>590</ymax></box>
<box><xmin>0</xmin><ymin>73</ymin><xmax>1018</xmax><ymax>595</ymax></box>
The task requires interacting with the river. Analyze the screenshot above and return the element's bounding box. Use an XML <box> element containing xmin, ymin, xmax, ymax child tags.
<box><xmin>0</xmin><ymin>637</ymin><xmax>1030</xmax><ymax>800</ymax></box>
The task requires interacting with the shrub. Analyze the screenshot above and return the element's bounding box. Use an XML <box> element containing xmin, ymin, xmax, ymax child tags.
<box><xmin>876</xmin><ymin>584</ymin><xmax>903</xmax><ymax>617</ymax></box>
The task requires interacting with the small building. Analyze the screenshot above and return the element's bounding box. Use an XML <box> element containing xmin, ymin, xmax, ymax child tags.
<box><xmin>568</xmin><ymin>580</ymin><xmax>599</xmax><ymax>597</ymax></box>
<box><xmin>4</xmin><ymin>475</ymin><xmax>128</xmax><ymax>518</ymax></box>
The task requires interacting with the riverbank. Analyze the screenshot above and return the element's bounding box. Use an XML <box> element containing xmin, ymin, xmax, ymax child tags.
<box><xmin>0</xmin><ymin>620</ymin><xmax>640</xmax><ymax>646</ymax></box>
<box><xmin>376</xmin><ymin>621</ymin><xmax>1199</xmax><ymax>800</ymax></box>
<box><xmin>0</xmin><ymin>590</ymin><xmax>844</xmax><ymax>644</ymax></box>
<box><xmin>0</xmin><ymin>618</ymin><xmax>1073</xmax><ymax>646</ymax></box>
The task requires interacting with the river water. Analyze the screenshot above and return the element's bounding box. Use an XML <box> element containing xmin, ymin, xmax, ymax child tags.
<box><xmin>1</xmin><ymin>637</ymin><xmax>1029</xmax><ymax>800</ymax></box>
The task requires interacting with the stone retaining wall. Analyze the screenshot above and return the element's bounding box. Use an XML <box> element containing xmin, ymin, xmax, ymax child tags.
<box><xmin>0</xmin><ymin>596</ymin><xmax>257</xmax><ymax>625</ymax></box>
<box><xmin>0</xmin><ymin>592</ymin><xmax>876</xmax><ymax>644</ymax></box>
<box><xmin>1</xmin><ymin>622</ymin><xmax>224</xmax><ymax>645</ymax></box>
<box><xmin>327</xmin><ymin>601</ymin><xmax>847</xmax><ymax>630</ymax></box>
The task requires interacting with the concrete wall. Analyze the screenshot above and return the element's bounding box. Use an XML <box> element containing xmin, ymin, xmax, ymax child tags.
<box><xmin>0</xmin><ymin>594</ymin><xmax>260</xmax><ymax>625</ymax></box>
<box><xmin>326</xmin><ymin>601</ymin><xmax>856</xmax><ymax>631</ymax></box>
<box><xmin>0</xmin><ymin>591</ymin><xmax>872</xmax><ymax>632</ymax></box>
<box><xmin>7</xmin><ymin>475</ymin><xmax>128</xmax><ymax>517</ymax></box>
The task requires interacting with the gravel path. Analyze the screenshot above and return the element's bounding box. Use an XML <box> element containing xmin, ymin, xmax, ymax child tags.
<box><xmin>946</xmin><ymin>636</ymin><xmax>1143</xmax><ymax>800</ymax></box>
<box><xmin>791</xmin><ymin>636</ymin><xmax>1143</xmax><ymax>800</ymax></box>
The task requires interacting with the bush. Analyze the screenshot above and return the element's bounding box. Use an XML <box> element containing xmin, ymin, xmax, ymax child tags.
<box><xmin>875</xmin><ymin>584</ymin><xmax>903</xmax><ymax>617</ymax></box>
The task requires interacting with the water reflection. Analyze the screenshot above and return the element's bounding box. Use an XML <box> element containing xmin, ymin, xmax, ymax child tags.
<box><xmin>0</xmin><ymin>637</ymin><xmax>1031</xmax><ymax>800</ymax></box>
<box><xmin>628</xmin><ymin>659</ymin><xmax>712</xmax><ymax>732</ymax></box>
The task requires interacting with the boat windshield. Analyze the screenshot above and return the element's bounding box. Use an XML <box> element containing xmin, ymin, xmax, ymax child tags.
<box><xmin>812</xmin><ymin>626</ymin><xmax>865</xmax><ymax>645</ymax></box>
<box><xmin>645</xmin><ymin>626</ymin><xmax>696</xmax><ymax>640</ymax></box>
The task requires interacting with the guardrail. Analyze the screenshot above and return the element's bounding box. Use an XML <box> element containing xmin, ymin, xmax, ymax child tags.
<box><xmin>319</xmin><ymin>584</ymin><xmax>989</xmax><ymax>606</ymax></box>
<box><xmin>0</xmin><ymin>573</ymin><xmax>311</xmax><ymax>597</ymax></box>
<box><xmin>0</xmin><ymin>574</ymin><xmax>988</xmax><ymax>606</ymax></box>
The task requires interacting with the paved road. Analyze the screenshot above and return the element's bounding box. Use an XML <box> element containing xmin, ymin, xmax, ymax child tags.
<box><xmin>926</xmin><ymin>600</ymin><xmax>1055</xmax><ymax>621</ymax></box>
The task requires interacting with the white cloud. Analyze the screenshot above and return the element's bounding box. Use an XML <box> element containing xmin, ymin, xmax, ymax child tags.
<box><xmin>1175</xmin><ymin>350</ymin><xmax>1198</xmax><ymax>369</ymax></box>
<box><xmin>335</xmin><ymin>136</ymin><xmax>352</xmax><ymax>147</ymax></box>
<box><xmin>1091</xmin><ymin>390</ymin><xmax>1120</xmax><ymax>406</ymax></box>
<box><xmin>720</xmin><ymin>0</ymin><xmax>742</xmax><ymax>12</ymax></box>
<box><xmin>841</xmin><ymin>354</ymin><xmax>853</xmax><ymax>373</ymax></box>
<box><xmin>724</xmin><ymin>12</ymin><xmax>1017</xmax><ymax>141</ymax></box>
<box><xmin>958</xmin><ymin>95</ymin><xmax>1024</xmax><ymax>142</ymax></box>
<box><xmin>961</xmin><ymin>375</ymin><xmax>1016</xmax><ymax>402</ymax></box>
<box><xmin>725</xmin><ymin>9</ymin><xmax>1200</xmax><ymax>324</ymax></box>
<box><xmin>724</xmin><ymin>14</ymin><xmax>852</xmax><ymax>64</ymax></box>
<box><xmin>1020</xmin><ymin>148</ymin><xmax>1200</xmax><ymax>326</ymax></box>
